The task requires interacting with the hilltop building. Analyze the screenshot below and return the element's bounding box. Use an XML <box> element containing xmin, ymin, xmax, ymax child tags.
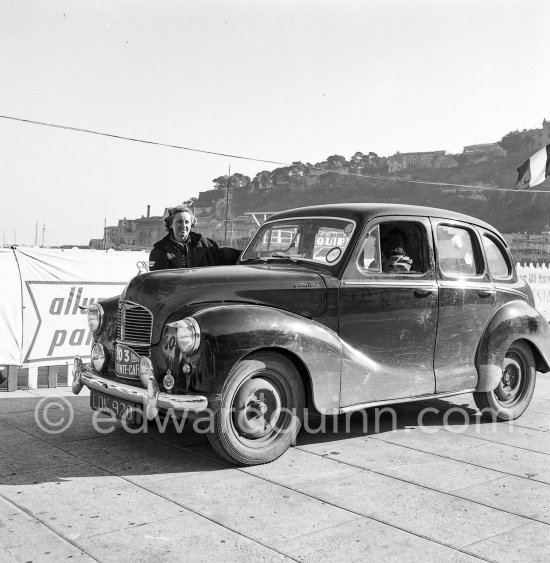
<box><xmin>463</xmin><ymin>143</ymin><xmax>507</xmax><ymax>157</ymax></box>
<box><xmin>513</xmin><ymin>119</ymin><xmax>550</xmax><ymax>147</ymax></box>
<box><xmin>387</xmin><ymin>151</ymin><xmax>458</xmax><ymax>172</ymax></box>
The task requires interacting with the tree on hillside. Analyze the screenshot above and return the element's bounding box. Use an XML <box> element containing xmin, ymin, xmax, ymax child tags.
<box><xmin>183</xmin><ymin>197</ymin><xmax>197</xmax><ymax>209</ymax></box>
<box><xmin>325</xmin><ymin>154</ymin><xmax>347</xmax><ymax>169</ymax></box>
<box><xmin>212</xmin><ymin>173</ymin><xmax>251</xmax><ymax>190</ymax></box>
<box><xmin>253</xmin><ymin>170</ymin><xmax>272</xmax><ymax>189</ymax></box>
<box><xmin>231</xmin><ymin>173</ymin><xmax>251</xmax><ymax>189</ymax></box>
<box><xmin>212</xmin><ymin>175</ymin><xmax>228</xmax><ymax>190</ymax></box>
<box><xmin>350</xmin><ymin>152</ymin><xmax>367</xmax><ymax>167</ymax></box>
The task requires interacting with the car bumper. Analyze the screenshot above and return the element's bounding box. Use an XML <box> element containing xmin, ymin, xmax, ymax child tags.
<box><xmin>71</xmin><ymin>356</ymin><xmax>208</xmax><ymax>419</ymax></box>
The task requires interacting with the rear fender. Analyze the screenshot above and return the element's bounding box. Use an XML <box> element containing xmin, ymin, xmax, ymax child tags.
<box><xmin>476</xmin><ymin>300</ymin><xmax>550</xmax><ymax>391</ymax></box>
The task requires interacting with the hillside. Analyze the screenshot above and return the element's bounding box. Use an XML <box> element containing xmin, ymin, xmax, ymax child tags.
<box><xmin>195</xmin><ymin>143</ymin><xmax>550</xmax><ymax>235</ymax></box>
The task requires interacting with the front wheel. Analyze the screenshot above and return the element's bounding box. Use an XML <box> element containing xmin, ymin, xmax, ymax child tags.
<box><xmin>207</xmin><ymin>352</ymin><xmax>305</xmax><ymax>466</ymax></box>
<box><xmin>474</xmin><ymin>340</ymin><xmax>536</xmax><ymax>421</ymax></box>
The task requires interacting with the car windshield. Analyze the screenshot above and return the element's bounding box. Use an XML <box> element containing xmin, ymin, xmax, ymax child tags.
<box><xmin>241</xmin><ymin>217</ymin><xmax>355</xmax><ymax>266</ymax></box>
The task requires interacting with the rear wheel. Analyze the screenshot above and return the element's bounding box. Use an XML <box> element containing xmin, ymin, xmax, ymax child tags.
<box><xmin>474</xmin><ymin>341</ymin><xmax>536</xmax><ymax>421</ymax></box>
<box><xmin>207</xmin><ymin>352</ymin><xmax>304</xmax><ymax>466</ymax></box>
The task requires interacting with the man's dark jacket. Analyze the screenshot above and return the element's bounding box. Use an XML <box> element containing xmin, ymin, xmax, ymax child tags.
<box><xmin>149</xmin><ymin>232</ymin><xmax>240</xmax><ymax>271</ymax></box>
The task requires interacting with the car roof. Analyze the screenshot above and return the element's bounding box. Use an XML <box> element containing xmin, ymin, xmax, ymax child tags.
<box><xmin>268</xmin><ymin>203</ymin><xmax>498</xmax><ymax>233</ymax></box>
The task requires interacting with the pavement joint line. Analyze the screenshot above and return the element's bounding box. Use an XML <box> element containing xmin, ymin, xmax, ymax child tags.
<box><xmin>293</xmin><ymin>445</ymin><xmax>550</xmax><ymax>530</ymax></box>
<box><xmin>367</xmin><ymin>434</ymin><xmax>550</xmax><ymax>488</ymax></box>
<box><xmin>0</xmin><ymin>493</ymin><xmax>101</xmax><ymax>562</ymax></box>
<box><xmin>46</xmin><ymin>438</ymin><xmax>302</xmax><ymax>563</ymax></box>
<box><xmin>461</xmin><ymin>520</ymin><xmax>540</xmax><ymax>552</ymax></box>
<box><xmin>179</xmin><ymin>444</ymin><xmax>490</xmax><ymax>561</ymax></box>
<box><xmin>439</xmin><ymin>425</ymin><xmax>550</xmax><ymax>457</ymax></box>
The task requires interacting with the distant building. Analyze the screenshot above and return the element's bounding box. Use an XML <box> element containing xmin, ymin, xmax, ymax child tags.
<box><xmin>387</xmin><ymin>151</ymin><xmax>446</xmax><ymax>173</ymax></box>
<box><xmin>102</xmin><ymin>206</ymin><xmax>164</xmax><ymax>250</ymax></box>
<box><xmin>512</xmin><ymin>119</ymin><xmax>550</xmax><ymax>148</ymax></box>
<box><xmin>463</xmin><ymin>143</ymin><xmax>507</xmax><ymax>157</ymax></box>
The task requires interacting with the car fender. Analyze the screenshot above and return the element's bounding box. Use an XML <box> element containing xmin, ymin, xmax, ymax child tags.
<box><xmin>476</xmin><ymin>299</ymin><xmax>550</xmax><ymax>391</ymax></box>
<box><xmin>183</xmin><ymin>303</ymin><xmax>343</xmax><ymax>414</ymax></box>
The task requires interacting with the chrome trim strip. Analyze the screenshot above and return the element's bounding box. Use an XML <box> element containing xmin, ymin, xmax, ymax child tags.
<box><xmin>438</xmin><ymin>281</ymin><xmax>494</xmax><ymax>290</ymax></box>
<box><xmin>493</xmin><ymin>285</ymin><xmax>528</xmax><ymax>298</ymax></box>
<box><xmin>79</xmin><ymin>370</ymin><xmax>208</xmax><ymax>413</ymax></box>
<box><xmin>339</xmin><ymin>389</ymin><xmax>476</xmax><ymax>414</ymax></box>
<box><xmin>342</xmin><ymin>280</ymin><xmax>437</xmax><ymax>288</ymax></box>
<box><xmin>117</xmin><ymin>340</ymin><xmax>152</xmax><ymax>348</ymax></box>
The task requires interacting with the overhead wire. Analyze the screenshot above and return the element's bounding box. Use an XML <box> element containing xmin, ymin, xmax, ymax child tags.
<box><xmin>1</xmin><ymin>113</ymin><xmax>548</xmax><ymax>193</ymax></box>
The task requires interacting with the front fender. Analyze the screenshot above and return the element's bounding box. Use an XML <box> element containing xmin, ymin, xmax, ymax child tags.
<box><xmin>476</xmin><ymin>300</ymin><xmax>550</xmax><ymax>391</ymax></box>
<box><xmin>191</xmin><ymin>304</ymin><xmax>343</xmax><ymax>414</ymax></box>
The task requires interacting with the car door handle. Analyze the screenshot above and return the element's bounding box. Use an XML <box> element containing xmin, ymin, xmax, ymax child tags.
<box><xmin>414</xmin><ymin>288</ymin><xmax>435</xmax><ymax>297</ymax></box>
<box><xmin>478</xmin><ymin>289</ymin><xmax>495</xmax><ymax>298</ymax></box>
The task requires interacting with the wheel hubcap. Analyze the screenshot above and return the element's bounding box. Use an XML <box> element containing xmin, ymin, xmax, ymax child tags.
<box><xmin>233</xmin><ymin>377</ymin><xmax>282</xmax><ymax>439</ymax></box>
<box><xmin>495</xmin><ymin>355</ymin><xmax>523</xmax><ymax>405</ymax></box>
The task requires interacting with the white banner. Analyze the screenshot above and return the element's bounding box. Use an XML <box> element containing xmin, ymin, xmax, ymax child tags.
<box><xmin>0</xmin><ymin>247</ymin><xmax>149</xmax><ymax>367</ymax></box>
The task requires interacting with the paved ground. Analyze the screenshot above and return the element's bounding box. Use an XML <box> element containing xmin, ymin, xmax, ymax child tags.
<box><xmin>1</xmin><ymin>377</ymin><xmax>550</xmax><ymax>562</ymax></box>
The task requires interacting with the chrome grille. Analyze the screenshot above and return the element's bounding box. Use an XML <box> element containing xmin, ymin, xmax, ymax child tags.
<box><xmin>116</xmin><ymin>300</ymin><xmax>153</xmax><ymax>357</ymax></box>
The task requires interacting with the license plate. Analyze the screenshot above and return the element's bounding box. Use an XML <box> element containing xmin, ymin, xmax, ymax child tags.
<box><xmin>115</xmin><ymin>344</ymin><xmax>141</xmax><ymax>379</ymax></box>
<box><xmin>90</xmin><ymin>389</ymin><xmax>141</xmax><ymax>425</ymax></box>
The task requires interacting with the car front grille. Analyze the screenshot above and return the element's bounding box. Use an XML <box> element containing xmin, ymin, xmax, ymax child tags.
<box><xmin>116</xmin><ymin>300</ymin><xmax>153</xmax><ymax>357</ymax></box>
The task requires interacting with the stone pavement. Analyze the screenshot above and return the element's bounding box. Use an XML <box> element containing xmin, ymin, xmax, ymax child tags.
<box><xmin>1</xmin><ymin>378</ymin><xmax>549</xmax><ymax>562</ymax></box>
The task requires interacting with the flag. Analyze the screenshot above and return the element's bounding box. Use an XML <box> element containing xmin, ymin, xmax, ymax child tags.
<box><xmin>516</xmin><ymin>144</ymin><xmax>550</xmax><ymax>189</ymax></box>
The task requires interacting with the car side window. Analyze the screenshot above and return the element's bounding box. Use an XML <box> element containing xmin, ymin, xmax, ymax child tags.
<box><xmin>436</xmin><ymin>225</ymin><xmax>480</xmax><ymax>276</ymax></box>
<box><xmin>357</xmin><ymin>221</ymin><xmax>428</xmax><ymax>275</ymax></box>
<box><xmin>483</xmin><ymin>235</ymin><xmax>510</xmax><ymax>279</ymax></box>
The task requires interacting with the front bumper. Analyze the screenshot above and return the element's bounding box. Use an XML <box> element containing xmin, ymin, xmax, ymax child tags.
<box><xmin>71</xmin><ymin>356</ymin><xmax>208</xmax><ymax>419</ymax></box>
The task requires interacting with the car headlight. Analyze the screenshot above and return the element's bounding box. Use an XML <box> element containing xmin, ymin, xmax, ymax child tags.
<box><xmin>168</xmin><ymin>318</ymin><xmax>201</xmax><ymax>355</ymax></box>
<box><xmin>91</xmin><ymin>343</ymin><xmax>106</xmax><ymax>373</ymax></box>
<box><xmin>87</xmin><ymin>303</ymin><xmax>104</xmax><ymax>334</ymax></box>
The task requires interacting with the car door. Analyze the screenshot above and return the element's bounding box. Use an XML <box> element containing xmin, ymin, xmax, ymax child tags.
<box><xmin>432</xmin><ymin>219</ymin><xmax>496</xmax><ymax>392</ymax></box>
<box><xmin>339</xmin><ymin>216</ymin><xmax>438</xmax><ymax>407</ymax></box>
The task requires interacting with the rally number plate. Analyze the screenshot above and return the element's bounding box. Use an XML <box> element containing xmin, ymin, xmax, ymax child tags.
<box><xmin>115</xmin><ymin>344</ymin><xmax>141</xmax><ymax>380</ymax></box>
<box><xmin>90</xmin><ymin>389</ymin><xmax>141</xmax><ymax>425</ymax></box>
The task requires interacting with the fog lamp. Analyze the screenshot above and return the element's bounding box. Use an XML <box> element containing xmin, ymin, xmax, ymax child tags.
<box><xmin>91</xmin><ymin>343</ymin><xmax>106</xmax><ymax>373</ymax></box>
<box><xmin>168</xmin><ymin>318</ymin><xmax>201</xmax><ymax>355</ymax></box>
<box><xmin>87</xmin><ymin>304</ymin><xmax>104</xmax><ymax>334</ymax></box>
<box><xmin>139</xmin><ymin>356</ymin><xmax>154</xmax><ymax>387</ymax></box>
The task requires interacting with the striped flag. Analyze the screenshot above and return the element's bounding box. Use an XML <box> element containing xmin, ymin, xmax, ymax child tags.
<box><xmin>516</xmin><ymin>144</ymin><xmax>550</xmax><ymax>189</ymax></box>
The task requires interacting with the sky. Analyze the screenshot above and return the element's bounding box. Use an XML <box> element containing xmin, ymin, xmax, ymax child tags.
<box><xmin>1</xmin><ymin>0</ymin><xmax>549</xmax><ymax>246</ymax></box>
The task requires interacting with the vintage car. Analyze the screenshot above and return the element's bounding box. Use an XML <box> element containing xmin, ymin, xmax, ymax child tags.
<box><xmin>72</xmin><ymin>203</ymin><xmax>550</xmax><ymax>465</ymax></box>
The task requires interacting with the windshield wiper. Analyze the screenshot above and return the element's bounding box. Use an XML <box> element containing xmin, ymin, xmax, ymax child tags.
<box><xmin>263</xmin><ymin>252</ymin><xmax>301</xmax><ymax>264</ymax></box>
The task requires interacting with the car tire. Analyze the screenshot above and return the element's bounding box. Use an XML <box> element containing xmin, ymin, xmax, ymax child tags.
<box><xmin>207</xmin><ymin>351</ymin><xmax>305</xmax><ymax>466</ymax></box>
<box><xmin>473</xmin><ymin>340</ymin><xmax>536</xmax><ymax>421</ymax></box>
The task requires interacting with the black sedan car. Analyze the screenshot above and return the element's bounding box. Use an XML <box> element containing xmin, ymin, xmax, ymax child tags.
<box><xmin>72</xmin><ymin>203</ymin><xmax>550</xmax><ymax>465</ymax></box>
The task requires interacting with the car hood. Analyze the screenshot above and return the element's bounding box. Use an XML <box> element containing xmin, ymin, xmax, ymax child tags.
<box><xmin>123</xmin><ymin>264</ymin><xmax>328</xmax><ymax>344</ymax></box>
